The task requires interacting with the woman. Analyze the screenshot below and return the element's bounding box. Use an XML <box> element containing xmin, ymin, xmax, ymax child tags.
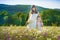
<box><xmin>27</xmin><ymin>5</ymin><xmax>43</xmax><ymax>30</ymax></box>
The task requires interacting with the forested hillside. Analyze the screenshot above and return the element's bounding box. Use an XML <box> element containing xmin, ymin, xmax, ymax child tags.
<box><xmin>0</xmin><ymin>4</ymin><xmax>60</xmax><ymax>26</ymax></box>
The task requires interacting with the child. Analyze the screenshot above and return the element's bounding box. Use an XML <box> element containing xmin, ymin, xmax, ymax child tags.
<box><xmin>36</xmin><ymin>16</ymin><xmax>43</xmax><ymax>30</ymax></box>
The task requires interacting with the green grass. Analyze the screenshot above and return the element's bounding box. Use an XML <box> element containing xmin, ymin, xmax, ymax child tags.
<box><xmin>0</xmin><ymin>26</ymin><xmax>60</xmax><ymax>40</ymax></box>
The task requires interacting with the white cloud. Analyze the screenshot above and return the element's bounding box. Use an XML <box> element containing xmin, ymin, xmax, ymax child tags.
<box><xmin>0</xmin><ymin>0</ymin><xmax>60</xmax><ymax>9</ymax></box>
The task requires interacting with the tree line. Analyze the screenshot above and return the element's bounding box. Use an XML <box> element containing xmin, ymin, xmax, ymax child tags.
<box><xmin>0</xmin><ymin>9</ymin><xmax>60</xmax><ymax>26</ymax></box>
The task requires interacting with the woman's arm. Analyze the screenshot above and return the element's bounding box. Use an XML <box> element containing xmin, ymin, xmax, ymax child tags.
<box><xmin>27</xmin><ymin>11</ymin><xmax>31</xmax><ymax>23</ymax></box>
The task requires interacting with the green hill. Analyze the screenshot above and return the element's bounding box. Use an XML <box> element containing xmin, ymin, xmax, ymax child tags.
<box><xmin>0</xmin><ymin>4</ymin><xmax>48</xmax><ymax>13</ymax></box>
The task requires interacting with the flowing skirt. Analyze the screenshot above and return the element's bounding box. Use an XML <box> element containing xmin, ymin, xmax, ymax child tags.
<box><xmin>27</xmin><ymin>20</ymin><xmax>36</xmax><ymax>29</ymax></box>
<box><xmin>27</xmin><ymin>21</ymin><xmax>42</xmax><ymax>31</ymax></box>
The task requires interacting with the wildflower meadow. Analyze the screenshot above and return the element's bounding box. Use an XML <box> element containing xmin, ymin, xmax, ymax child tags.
<box><xmin>0</xmin><ymin>26</ymin><xmax>60</xmax><ymax>40</ymax></box>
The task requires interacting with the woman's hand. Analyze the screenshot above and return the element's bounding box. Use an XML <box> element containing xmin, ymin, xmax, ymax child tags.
<box><xmin>27</xmin><ymin>19</ymin><xmax>32</xmax><ymax>24</ymax></box>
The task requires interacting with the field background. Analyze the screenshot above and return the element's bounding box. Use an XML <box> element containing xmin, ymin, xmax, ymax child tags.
<box><xmin>0</xmin><ymin>26</ymin><xmax>60</xmax><ymax>40</ymax></box>
<box><xmin>0</xmin><ymin>4</ymin><xmax>60</xmax><ymax>40</ymax></box>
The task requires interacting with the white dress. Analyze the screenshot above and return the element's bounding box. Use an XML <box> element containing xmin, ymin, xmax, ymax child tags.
<box><xmin>27</xmin><ymin>13</ymin><xmax>38</xmax><ymax>29</ymax></box>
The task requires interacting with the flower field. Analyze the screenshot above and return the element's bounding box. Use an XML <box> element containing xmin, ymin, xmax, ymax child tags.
<box><xmin>0</xmin><ymin>26</ymin><xmax>60</xmax><ymax>40</ymax></box>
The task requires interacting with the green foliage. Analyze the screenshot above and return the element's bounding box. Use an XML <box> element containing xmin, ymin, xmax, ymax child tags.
<box><xmin>40</xmin><ymin>9</ymin><xmax>60</xmax><ymax>26</ymax></box>
<box><xmin>0</xmin><ymin>10</ymin><xmax>29</xmax><ymax>26</ymax></box>
<box><xmin>0</xmin><ymin>9</ymin><xmax>60</xmax><ymax>26</ymax></box>
<box><xmin>0</xmin><ymin>10</ymin><xmax>8</xmax><ymax>26</ymax></box>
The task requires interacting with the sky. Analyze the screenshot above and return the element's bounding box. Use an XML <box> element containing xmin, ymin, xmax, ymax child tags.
<box><xmin>0</xmin><ymin>0</ymin><xmax>60</xmax><ymax>9</ymax></box>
